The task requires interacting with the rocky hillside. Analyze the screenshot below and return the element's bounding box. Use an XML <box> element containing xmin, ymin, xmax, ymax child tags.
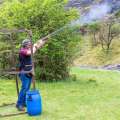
<box><xmin>67</xmin><ymin>0</ymin><xmax>120</xmax><ymax>14</ymax></box>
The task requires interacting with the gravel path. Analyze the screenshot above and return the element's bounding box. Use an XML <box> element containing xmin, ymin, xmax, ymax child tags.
<box><xmin>78</xmin><ymin>64</ymin><xmax>120</xmax><ymax>71</ymax></box>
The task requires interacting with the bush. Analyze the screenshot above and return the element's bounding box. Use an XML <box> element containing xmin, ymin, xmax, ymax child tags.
<box><xmin>0</xmin><ymin>0</ymin><xmax>80</xmax><ymax>81</ymax></box>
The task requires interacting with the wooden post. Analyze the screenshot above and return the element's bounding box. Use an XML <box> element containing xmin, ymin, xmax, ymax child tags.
<box><xmin>9</xmin><ymin>33</ymin><xmax>19</xmax><ymax>96</ymax></box>
<box><xmin>15</xmin><ymin>75</ymin><xmax>19</xmax><ymax>97</ymax></box>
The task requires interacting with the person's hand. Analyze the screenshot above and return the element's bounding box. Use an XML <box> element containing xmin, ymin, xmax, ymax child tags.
<box><xmin>42</xmin><ymin>34</ymin><xmax>51</xmax><ymax>41</ymax></box>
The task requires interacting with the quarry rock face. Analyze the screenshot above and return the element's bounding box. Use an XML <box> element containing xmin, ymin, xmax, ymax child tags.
<box><xmin>67</xmin><ymin>0</ymin><xmax>120</xmax><ymax>13</ymax></box>
<box><xmin>66</xmin><ymin>0</ymin><xmax>93</xmax><ymax>9</ymax></box>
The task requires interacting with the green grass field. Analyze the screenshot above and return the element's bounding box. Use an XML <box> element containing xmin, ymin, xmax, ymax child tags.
<box><xmin>1</xmin><ymin>67</ymin><xmax>120</xmax><ymax>120</ymax></box>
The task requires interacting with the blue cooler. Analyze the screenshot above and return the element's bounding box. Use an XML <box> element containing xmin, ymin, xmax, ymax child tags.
<box><xmin>26</xmin><ymin>90</ymin><xmax>42</xmax><ymax>116</ymax></box>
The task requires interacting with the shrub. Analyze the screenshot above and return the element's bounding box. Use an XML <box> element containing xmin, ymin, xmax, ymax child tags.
<box><xmin>0</xmin><ymin>0</ymin><xmax>80</xmax><ymax>81</ymax></box>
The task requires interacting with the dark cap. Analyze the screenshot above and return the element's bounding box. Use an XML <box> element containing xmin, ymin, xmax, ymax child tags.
<box><xmin>22</xmin><ymin>39</ymin><xmax>31</xmax><ymax>47</ymax></box>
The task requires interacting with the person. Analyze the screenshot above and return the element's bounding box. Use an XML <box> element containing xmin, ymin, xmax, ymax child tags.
<box><xmin>16</xmin><ymin>36</ymin><xmax>49</xmax><ymax>111</ymax></box>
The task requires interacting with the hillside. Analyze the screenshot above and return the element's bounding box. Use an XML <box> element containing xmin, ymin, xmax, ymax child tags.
<box><xmin>73</xmin><ymin>35</ymin><xmax>120</xmax><ymax>67</ymax></box>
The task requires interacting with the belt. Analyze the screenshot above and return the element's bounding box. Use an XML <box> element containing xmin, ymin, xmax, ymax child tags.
<box><xmin>25</xmin><ymin>65</ymin><xmax>32</xmax><ymax>67</ymax></box>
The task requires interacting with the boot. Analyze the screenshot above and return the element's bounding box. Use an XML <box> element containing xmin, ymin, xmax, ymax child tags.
<box><xmin>16</xmin><ymin>105</ymin><xmax>25</xmax><ymax>111</ymax></box>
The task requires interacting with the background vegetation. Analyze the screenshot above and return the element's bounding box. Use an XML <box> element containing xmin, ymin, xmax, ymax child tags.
<box><xmin>74</xmin><ymin>12</ymin><xmax>120</xmax><ymax>66</ymax></box>
<box><xmin>0</xmin><ymin>0</ymin><xmax>120</xmax><ymax>80</ymax></box>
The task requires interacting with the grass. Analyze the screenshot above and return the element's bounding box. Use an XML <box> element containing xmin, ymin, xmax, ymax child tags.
<box><xmin>1</xmin><ymin>67</ymin><xmax>120</xmax><ymax>119</ymax></box>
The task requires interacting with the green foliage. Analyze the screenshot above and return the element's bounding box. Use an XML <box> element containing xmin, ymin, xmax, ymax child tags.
<box><xmin>0</xmin><ymin>0</ymin><xmax>80</xmax><ymax>81</ymax></box>
<box><xmin>111</xmin><ymin>23</ymin><xmax>120</xmax><ymax>35</ymax></box>
<box><xmin>88</xmin><ymin>23</ymin><xmax>100</xmax><ymax>32</ymax></box>
<box><xmin>115</xmin><ymin>10</ymin><xmax>120</xmax><ymax>18</ymax></box>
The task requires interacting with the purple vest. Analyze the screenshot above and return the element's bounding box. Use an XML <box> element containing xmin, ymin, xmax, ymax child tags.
<box><xmin>19</xmin><ymin>48</ymin><xmax>32</xmax><ymax>71</ymax></box>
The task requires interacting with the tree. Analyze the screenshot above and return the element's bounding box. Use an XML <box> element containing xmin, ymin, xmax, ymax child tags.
<box><xmin>99</xmin><ymin>21</ymin><xmax>120</xmax><ymax>51</ymax></box>
<box><xmin>88</xmin><ymin>23</ymin><xmax>100</xmax><ymax>46</ymax></box>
